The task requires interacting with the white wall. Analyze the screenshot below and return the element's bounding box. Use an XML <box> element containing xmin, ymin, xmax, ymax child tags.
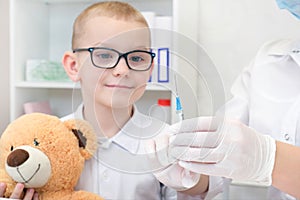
<box><xmin>0</xmin><ymin>0</ymin><xmax>10</xmax><ymax>133</ymax></box>
<box><xmin>196</xmin><ymin>0</ymin><xmax>300</xmax><ymax>198</ymax></box>
<box><xmin>197</xmin><ymin>0</ymin><xmax>300</xmax><ymax>101</ymax></box>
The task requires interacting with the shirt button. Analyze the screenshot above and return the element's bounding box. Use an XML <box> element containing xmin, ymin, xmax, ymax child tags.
<box><xmin>284</xmin><ymin>133</ymin><xmax>290</xmax><ymax>141</ymax></box>
<box><xmin>292</xmin><ymin>49</ymin><xmax>300</xmax><ymax>53</ymax></box>
<box><xmin>102</xmin><ymin>171</ymin><xmax>109</xmax><ymax>182</ymax></box>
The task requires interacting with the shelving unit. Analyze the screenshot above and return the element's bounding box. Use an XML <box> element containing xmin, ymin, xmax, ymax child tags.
<box><xmin>9</xmin><ymin>0</ymin><xmax>177</xmax><ymax>121</ymax></box>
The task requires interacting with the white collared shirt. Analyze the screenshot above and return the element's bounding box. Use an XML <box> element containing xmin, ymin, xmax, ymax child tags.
<box><xmin>224</xmin><ymin>39</ymin><xmax>300</xmax><ymax>200</ymax></box>
<box><xmin>62</xmin><ymin>104</ymin><xmax>176</xmax><ymax>200</ymax></box>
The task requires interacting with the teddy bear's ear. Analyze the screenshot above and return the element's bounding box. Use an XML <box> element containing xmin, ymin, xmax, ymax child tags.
<box><xmin>63</xmin><ymin>119</ymin><xmax>97</xmax><ymax>160</ymax></box>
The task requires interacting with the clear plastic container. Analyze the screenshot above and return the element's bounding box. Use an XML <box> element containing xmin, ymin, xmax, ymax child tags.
<box><xmin>150</xmin><ymin>99</ymin><xmax>171</xmax><ymax>124</ymax></box>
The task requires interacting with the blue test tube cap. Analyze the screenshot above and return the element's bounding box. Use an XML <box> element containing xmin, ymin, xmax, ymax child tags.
<box><xmin>176</xmin><ymin>96</ymin><xmax>183</xmax><ymax>111</ymax></box>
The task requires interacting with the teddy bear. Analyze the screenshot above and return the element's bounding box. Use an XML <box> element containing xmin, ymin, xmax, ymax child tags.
<box><xmin>0</xmin><ymin>113</ymin><xmax>103</xmax><ymax>200</ymax></box>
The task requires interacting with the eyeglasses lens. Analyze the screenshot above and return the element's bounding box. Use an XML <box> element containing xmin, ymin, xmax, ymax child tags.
<box><xmin>92</xmin><ymin>49</ymin><xmax>152</xmax><ymax>70</ymax></box>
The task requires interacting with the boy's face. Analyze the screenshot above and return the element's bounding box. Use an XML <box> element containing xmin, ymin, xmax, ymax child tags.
<box><xmin>75</xmin><ymin>16</ymin><xmax>153</xmax><ymax>109</ymax></box>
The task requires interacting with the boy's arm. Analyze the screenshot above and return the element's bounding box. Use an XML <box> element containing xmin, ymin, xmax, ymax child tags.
<box><xmin>176</xmin><ymin>175</ymin><xmax>224</xmax><ymax>200</ymax></box>
<box><xmin>179</xmin><ymin>174</ymin><xmax>209</xmax><ymax>196</ymax></box>
<box><xmin>146</xmin><ymin>130</ymin><xmax>218</xmax><ymax>199</ymax></box>
<box><xmin>160</xmin><ymin>175</ymin><xmax>211</xmax><ymax>200</ymax></box>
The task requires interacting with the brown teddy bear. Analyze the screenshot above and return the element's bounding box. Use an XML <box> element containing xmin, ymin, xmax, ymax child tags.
<box><xmin>0</xmin><ymin>113</ymin><xmax>103</xmax><ymax>200</ymax></box>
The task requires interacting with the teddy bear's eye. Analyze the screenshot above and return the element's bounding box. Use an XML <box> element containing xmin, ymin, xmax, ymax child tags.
<box><xmin>33</xmin><ymin>138</ymin><xmax>40</xmax><ymax>146</ymax></box>
<box><xmin>10</xmin><ymin>146</ymin><xmax>14</xmax><ymax>151</ymax></box>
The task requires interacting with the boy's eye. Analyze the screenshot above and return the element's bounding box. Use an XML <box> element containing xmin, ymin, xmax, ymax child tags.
<box><xmin>10</xmin><ymin>146</ymin><xmax>14</xmax><ymax>151</ymax></box>
<box><xmin>34</xmin><ymin>138</ymin><xmax>40</xmax><ymax>146</ymax></box>
<box><xmin>130</xmin><ymin>56</ymin><xmax>144</xmax><ymax>62</ymax></box>
<box><xmin>100</xmin><ymin>54</ymin><xmax>111</xmax><ymax>59</ymax></box>
<box><xmin>97</xmin><ymin>53</ymin><xmax>112</xmax><ymax>59</ymax></box>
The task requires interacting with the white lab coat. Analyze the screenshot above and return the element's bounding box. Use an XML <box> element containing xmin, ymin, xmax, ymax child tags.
<box><xmin>224</xmin><ymin>39</ymin><xmax>300</xmax><ymax>200</ymax></box>
<box><xmin>62</xmin><ymin>104</ymin><xmax>223</xmax><ymax>200</ymax></box>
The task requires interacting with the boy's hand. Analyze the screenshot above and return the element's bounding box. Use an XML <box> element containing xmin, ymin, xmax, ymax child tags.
<box><xmin>0</xmin><ymin>183</ymin><xmax>38</xmax><ymax>200</ymax></box>
<box><xmin>145</xmin><ymin>128</ymin><xmax>200</xmax><ymax>191</ymax></box>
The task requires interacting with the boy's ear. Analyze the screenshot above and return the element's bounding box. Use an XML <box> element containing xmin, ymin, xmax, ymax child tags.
<box><xmin>62</xmin><ymin>51</ymin><xmax>80</xmax><ymax>82</ymax></box>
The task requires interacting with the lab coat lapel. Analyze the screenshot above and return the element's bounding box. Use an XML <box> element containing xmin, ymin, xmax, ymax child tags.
<box><xmin>290</xmin><ymin>50</ymin><xmax>300</xmax><ymax>66</ymax></box>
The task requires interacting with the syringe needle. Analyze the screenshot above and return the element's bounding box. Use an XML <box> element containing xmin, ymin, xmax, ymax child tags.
<box><xmin>174</xmin><ymin>74</ymin><xmax>195</xmax><ymax>188</ymax></box>
<box><xmin>174</xmin><ymin>74</ymin><xmax>179</xmax><ymax>96</ymax></box>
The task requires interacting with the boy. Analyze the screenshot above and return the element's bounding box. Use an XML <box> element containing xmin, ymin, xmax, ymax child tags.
<box><xmin>61</xmin><ymin>1</ymin><xmax>210</xmax><ymax>200</ymax></box>
<box><xmin>0</xmin><ymin>1</ymin><xmax>212</xmax><ymax>199</ymax></box>
<box><xmin>63</xmin><ymin>2</ymin><xmax>209</xmax><ymax>199</ymax></box>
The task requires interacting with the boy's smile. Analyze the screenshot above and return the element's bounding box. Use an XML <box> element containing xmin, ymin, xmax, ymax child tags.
<box><xmin>104</xmin><ymin>84</ymin><xmax>134</xmax><ymax>89</ymax></box>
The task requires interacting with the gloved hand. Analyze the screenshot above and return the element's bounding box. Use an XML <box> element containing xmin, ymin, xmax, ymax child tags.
<box><xmin>169</xmin><ymin>117</ymin><xmax>276</xmax><ymax>185</ymax></box>
<box><xmin>145</xmin><ymin>130</ymin><xmax>201</xmax><ymax>191</ymax></box>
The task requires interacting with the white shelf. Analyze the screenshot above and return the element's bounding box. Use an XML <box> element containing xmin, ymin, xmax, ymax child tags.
<box><xmin>42</xmin><ymin>0</ymin><xmax>173</xmax><ymax>16</ymax></box>
<box><xmin>14</xmin><ymin>81</ymin><xmax>170</xmax><ymax>91</ymax></box>
<box><xmin>146</xmin><ymin>84</ymin><xmax>171</xmax><ymax>91</ymax></box>
<box><xmin>15</xmin><ymin>81</ymin><xmax>79</xmax><ymax>89</ymax></box>
<box><xmin>44</xmin><ymin>0</ymin><xmax>94</xmax><ymax>3</ymax></box>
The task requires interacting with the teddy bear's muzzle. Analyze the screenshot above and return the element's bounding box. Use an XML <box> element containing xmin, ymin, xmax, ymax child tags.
<box><xmin>5</xmin><ymin>145</ymin><xmax>52</xmax><ymax>188</ymax></box>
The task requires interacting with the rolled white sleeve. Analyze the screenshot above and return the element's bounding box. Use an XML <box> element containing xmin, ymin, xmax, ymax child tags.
<box><xmin>176</xmin><ymin>176</ymin><xmax>225</xmax><ymax>200</ymax></box>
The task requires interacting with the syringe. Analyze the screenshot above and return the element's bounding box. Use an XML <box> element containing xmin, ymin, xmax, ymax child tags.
<box><xmin>174</xmin><ymin>74</ymin><xmax>184</xmax><ymax>120</ymax></box>
<box><xmin>175</xmin><ymin>95</ymin><xmax>184</xmax><ymax>121</ymax></box>
<box><xmin>174</xmin><ymin>75</ymin><xmax>196</xmax><ymax>188</ymax></box>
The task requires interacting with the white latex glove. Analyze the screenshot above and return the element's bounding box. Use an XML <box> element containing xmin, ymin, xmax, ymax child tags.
<box><xmin>169</xmin><ymin>117</ymin><xmax>276</xmax><ymax>185</ymax></box>
<box><xmin>145</xmin><ymin>130</ymin><xmax>201</xmax><ymax>191</ymax></box>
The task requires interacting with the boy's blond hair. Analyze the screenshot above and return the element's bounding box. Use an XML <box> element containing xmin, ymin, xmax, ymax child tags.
<box><xmin>72</xmin><ymin>1</ymin><xmax>149</xmax><ymax>49</ymax></box>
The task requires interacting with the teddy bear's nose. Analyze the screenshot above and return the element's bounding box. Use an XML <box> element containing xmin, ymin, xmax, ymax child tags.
<box><xmin>7</xmin><ymin>149</ymin><xmax>30</xmax><ymax>167</ymax></box>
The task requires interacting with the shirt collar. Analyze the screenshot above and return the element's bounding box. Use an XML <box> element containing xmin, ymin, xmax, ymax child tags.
<box><xmin>268</xmin><ymin>39</ymin><xmax>300</xmax><ymax>56</ymax></box>
<box><xmin>76</xmin><ymin>104</ymin><xmax>167</xmax><ymax>154</ymax></box>
<box><xmin>74</xmin><ymin>103</ymin><xmax>84</xmax><ymax>119</ymax></box>
<box><xmin>268</xmin><ymin>39</ymin><xmax>300</xmax><ymax>66</ymax></box>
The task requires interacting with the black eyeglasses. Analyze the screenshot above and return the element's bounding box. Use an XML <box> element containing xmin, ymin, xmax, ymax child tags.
<box><xmin>73</xmin><ymin>47</ymin><xmax>156</xmax><ymax>71</ymax></box>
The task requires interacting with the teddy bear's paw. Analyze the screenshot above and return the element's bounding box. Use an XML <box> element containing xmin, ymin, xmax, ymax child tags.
<box><xmin>72</xmin><ymin>190</ymin><xmax>104</xmax><ymax>200</ymax></box>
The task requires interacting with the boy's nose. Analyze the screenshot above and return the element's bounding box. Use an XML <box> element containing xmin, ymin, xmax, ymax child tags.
<box><xmin>112</xmin><ymin>57</ymin><xmax>130</xmax><ymax>76</ymax></box>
